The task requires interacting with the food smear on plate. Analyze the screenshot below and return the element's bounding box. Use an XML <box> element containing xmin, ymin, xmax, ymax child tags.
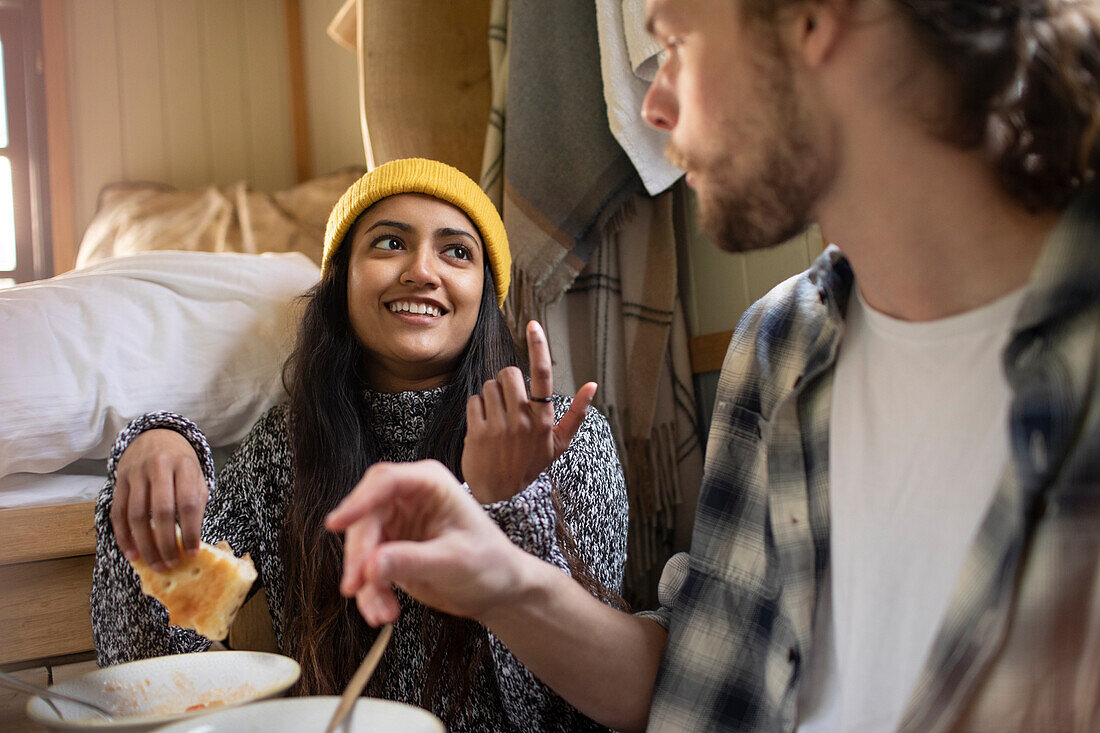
<box><xmin>73</xmin><ymin>673</ymin><xmax>260</xmax><ymax>721</ymax></box>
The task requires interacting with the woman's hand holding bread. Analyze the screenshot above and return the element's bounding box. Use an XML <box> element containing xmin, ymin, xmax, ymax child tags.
<box><xmin>110</xmin><ymin>428</ymin><xmax>209</xmax><ymax>571</ymax></box>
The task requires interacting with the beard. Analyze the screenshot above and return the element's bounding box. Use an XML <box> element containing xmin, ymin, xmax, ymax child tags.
<box><xmin>668</xmin><ymin>45</ymin><xmax>835</xmax><ymax>254</ymax></box>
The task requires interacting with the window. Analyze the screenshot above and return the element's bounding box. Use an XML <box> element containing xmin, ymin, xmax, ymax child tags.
<box><xmin>0</xmin><ymin>0</ymin><xmax>50</xmax><ymax>287</ymax></box>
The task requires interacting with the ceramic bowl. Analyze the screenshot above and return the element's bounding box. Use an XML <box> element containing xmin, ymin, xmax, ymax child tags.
<box><xmin>25</xmin><ymin>651</ymin><xmax>300</xmax><ymax>731</ymax></box>
<box><xmin>152</xmin><ymin>696</ymin><xmax>444</xmax><ymax>732</ymax></box>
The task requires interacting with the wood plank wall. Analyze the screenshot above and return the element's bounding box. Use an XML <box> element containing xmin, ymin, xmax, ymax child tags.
<box><xmin>62</xmin><ymin>0</ymin><xmax>296</xmax><ymax>248</ymax></box>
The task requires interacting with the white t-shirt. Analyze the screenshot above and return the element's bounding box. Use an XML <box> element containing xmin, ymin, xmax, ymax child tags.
<box><xmin>797</xmin><ymin>285</ymin><xmax>1025</xmax><ymax>732</ymax></box>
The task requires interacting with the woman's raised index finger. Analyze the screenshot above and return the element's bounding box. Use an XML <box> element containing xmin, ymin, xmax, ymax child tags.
<box><xmin>525</xmin><ymin>320</ymin><xmax>554</xmax><ymax>402</ymax></box>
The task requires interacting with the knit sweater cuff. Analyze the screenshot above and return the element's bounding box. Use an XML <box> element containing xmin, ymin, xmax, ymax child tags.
<box><xmin>106</xmin><ymin>411</ymin><xmax>216</xmax><ymax>491</ymax></box>
<box><xmin>478</xmin><ymin>475</ymin><xmax>562</xmax><ymax>568</ymax></box>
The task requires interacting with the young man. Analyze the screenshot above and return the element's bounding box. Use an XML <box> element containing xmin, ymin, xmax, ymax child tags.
<box><xmin>327</xmin><ymin>1</ymin><xmax>1100</xmax><ymax>731</ymax></box>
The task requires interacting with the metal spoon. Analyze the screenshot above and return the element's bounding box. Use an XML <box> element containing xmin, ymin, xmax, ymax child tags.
<box><xmin>0</xmin><ymin>669</ymin><xmax>114</xmax><ymax>721</ymax></box>
<box><xmin>325</xmin><ymin>623</ymin><xmax>393</xmax><ymax>733</ymax></box>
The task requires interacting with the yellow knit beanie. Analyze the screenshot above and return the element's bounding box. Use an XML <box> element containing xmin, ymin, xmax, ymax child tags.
<box><xmin>322</xmin><ymin>158</ymin><xmax>511</xmax><ymax>308</ymax></box>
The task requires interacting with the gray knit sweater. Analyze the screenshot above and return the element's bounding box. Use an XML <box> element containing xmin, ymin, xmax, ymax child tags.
<box><xmin>91</xmin><ymin>387</ymin><xmax>627</xmax><ymax>732</ymax></box>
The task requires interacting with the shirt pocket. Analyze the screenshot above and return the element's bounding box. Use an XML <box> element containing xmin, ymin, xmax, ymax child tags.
<box><xmin>704</xmin><ymin>399</ymin><xmax>766</xmax><ymax>471</ymax></box>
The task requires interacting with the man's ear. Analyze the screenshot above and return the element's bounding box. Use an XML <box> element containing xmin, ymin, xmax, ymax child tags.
<box><xmin>783</xmin><ymin>0</ymin><xmax>848</xmax><ymax>69</ymax></box>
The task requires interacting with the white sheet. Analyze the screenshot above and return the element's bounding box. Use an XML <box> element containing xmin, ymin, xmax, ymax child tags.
<box><xmin>0</xmin><ymin>250</ymin><xmax>320</xmax><ymax>479</ymax></box>
<box><xmin>0</xmin><ymin>472</ymin><xmax>105</xmax><ymax>509</ymax></box>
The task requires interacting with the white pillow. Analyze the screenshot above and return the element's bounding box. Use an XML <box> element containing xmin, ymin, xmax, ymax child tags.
<box><xmin>0</xmin><ymin>251</ymin><xmax>320</xmax><ymax>478</ymax></box>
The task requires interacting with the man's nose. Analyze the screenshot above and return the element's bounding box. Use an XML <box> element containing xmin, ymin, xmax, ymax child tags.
<box><xmin>641</xmin><ymin>74</ymin><xmax>677</xmax><ymax>131</ymax></box>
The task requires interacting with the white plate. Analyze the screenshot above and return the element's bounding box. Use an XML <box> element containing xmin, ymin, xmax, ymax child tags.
<box><xmin>26</xmin><ymin>651</ymin><xmax>300</xmax><ymax>732</ymax></box>
<box><xmin>153</xmin><ymin>696</ymin><xmax>445</xmax><ymax>732</ymax></box>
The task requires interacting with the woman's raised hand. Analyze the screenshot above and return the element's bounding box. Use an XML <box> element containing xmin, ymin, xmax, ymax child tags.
<box><xmin>461</xmin><ymin>320</ymin><xmax>597</xmax><ymax>504</ymax></box>
<box><xmin>110</xmin><ymin>429</ymin><xmax>208</xmax><ymax>570</ymax></box>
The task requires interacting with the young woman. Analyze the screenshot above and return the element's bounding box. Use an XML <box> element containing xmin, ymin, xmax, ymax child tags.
<box><xmin>91</xmin><ymin>159</ymin><xmax>628</xmax><ymax>731</ymax></box>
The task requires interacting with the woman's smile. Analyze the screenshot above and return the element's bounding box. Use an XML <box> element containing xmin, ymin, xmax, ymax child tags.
<box><xmin>386</xmin><ymin>298</ymin><xmax>447</xmax><ymax>318</ymax></box>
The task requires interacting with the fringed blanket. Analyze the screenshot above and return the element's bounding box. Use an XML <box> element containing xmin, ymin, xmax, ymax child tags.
<box><xmin>547</xmin><ymin>190</ymin><xmax>703</xmax><ymax>609</ymax></box>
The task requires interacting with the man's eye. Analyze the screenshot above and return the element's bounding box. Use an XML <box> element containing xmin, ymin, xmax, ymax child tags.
<box><xmin>445</xmin><ymin>244</ymin><xmax>471</xmax><ymax>260</ymax></box>
<box><xmin>373</xmin><ymin>236</ymin><xmax>404</xmax><ymax>251</ymax></box>
<box><xmin>661</xmin><ymin>36</ymin><xmax>682</xmax><ymax>59</ymax></box>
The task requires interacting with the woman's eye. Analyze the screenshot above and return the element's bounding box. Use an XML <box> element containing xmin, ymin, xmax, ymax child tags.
<box><xmin>373</xmin><ymin>236</ymin><xmax>404</xmax><ymax>251</ymax></box>
<box><xmin>444</xmin><ymin>244</ymin><xmax>471</xmax><ymax>261</ymax></box>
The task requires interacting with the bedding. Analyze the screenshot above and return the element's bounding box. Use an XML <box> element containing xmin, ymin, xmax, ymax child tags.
<box><xmin>0</xmin><ymin>471</ymin><xmax>105</xmax><ymax>509</ymax></box>
<box><xmin>75</xmin><ymin>168</ymin><xmax>364</xmax><ymax>268</ymax></box>
<box><xmin>0</xmin><ymin>250</ymin><xmax>320</xmax><ymax>482</ymax></box>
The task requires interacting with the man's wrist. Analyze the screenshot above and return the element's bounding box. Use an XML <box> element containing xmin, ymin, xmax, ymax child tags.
<box><xmin>479</xmin><ymin>547</ymin><xmax>557</xmax><ymax>631</ymax></box>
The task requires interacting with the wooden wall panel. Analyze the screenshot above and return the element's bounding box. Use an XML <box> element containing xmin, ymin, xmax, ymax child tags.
<box><xmin>115</xmin><ymin>0</ymin><xmax>166</xmax><ymax>182</ymax></box>
<box><xmin>199</xmin><ymin>0</ymin><xmax>251</xmax><ymax>186</ymax></box>
<box><xmin>61</xmin><ymin>0</ymin><xmax>297</xmax><ymax>244</ymax></box>
<box><xmin>299</xmin><ymin>0</ymin><xmax>362</xmax><ymax>175</ymax></box>
<box><xmin>41</xmin><ymin>0</ymin><xmax>76</xmax><ymax>273</ymax></box>
<box><xmin>244</xmin><ymin>0</ymin><xmax>294</xmax><ymax>191</ymax></box>
<box><xmin>158</xmin><ymin>1</ymin><xmax>211</xmax><ymax>188</ymax></box>
<box><xmin>65</xmin><ymin>0</ymin><xmax>124</xmax><ymax>247</ymax></box>
<box><xmin>742</xmin><ymin>235</ymin><xmax>812</xmax><ymax>304</ymax></box>
<box><xmin>679</xmin><ymin>182</ymin><xmax>829</xmax><ymax>341</ymax></box>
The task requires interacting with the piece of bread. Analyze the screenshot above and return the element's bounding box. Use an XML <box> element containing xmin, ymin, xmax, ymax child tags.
<box><xmin>130</xmin><ymin>537</ymin><xmax>258</xmax><ymax>640</ymax></box>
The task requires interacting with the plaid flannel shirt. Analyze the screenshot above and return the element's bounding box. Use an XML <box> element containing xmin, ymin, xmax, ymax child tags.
<box><xmin>640</xmin><ymin>192</ymin><xmax>1100</xmax><ymax>732</ymax></box>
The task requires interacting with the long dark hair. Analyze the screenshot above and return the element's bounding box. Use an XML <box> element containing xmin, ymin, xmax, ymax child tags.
<box><xmin>745</xmin><ymin>0</ymin><xmax>1100</xmax><ymax>211</ymax></box>
<box><xmin>278</xmin><ymin>211</ymin><xmax>622</xmax><ymax>722</ymax></box>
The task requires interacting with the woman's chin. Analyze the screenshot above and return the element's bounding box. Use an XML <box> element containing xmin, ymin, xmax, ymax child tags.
<box><xmin>368</xmin><ymin>351</ymin><xmax>456</xmax><ymax>391</ymax></box>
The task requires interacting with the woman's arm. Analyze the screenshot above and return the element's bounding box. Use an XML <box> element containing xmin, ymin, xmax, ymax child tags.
<box><xmin>92</xmin><ymin>412</ymin><xmax>218</xmax><ymax>665</ymax></box>
<box><xmin>91</xmin><ymin>409</ymin><xmax>281</xmax><ymax>666</ymax></box>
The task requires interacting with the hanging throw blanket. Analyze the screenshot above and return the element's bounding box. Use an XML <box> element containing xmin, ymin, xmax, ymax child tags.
<box><xmin>550</xmin><ymin>188</ymin><xmax>704</xmax><ymax>607</ymax></box>
<box><xmin>503</xmin><ymin>0</ymin><xmax>642</xmax><ymax>324</ymax></box>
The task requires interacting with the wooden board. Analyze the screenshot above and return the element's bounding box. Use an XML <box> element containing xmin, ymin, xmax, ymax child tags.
<box><xmin>281</xmin><ymin>0</ymin><xmax>311</xmax><ymax>182</ymax></box>
<box><xmin>0</xmin><ymin>502</ymin><xmax>95</xmax><ymax>566</ymax></box>
<box><xmin>358</xmin><ymin>0</ymin><xmax>491</xmax><ymax>178</ymax></box>
<box><xmin>688</xmin><ymin>330</ymin><xmax>733</xmax><ymax>375</ymax></box>
<box><xmin>0</xmin><ymin>555</ymin><xmax>95</xmax><ymax>666</ymax></box>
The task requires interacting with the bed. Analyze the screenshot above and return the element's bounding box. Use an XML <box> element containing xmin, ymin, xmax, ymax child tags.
<box><xmin>0</xmin><ymin>173</ymin><xmax>358</xmax><ymax>670</ymax></box>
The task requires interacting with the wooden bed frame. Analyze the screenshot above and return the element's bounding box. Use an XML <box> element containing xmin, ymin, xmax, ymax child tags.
<box><xmin>0</xmin><ymin>501</ymin><xmax>277</xmax><ymax>671</ymax></box>
<box><xmin>0</xmin><ymin>501</ymin><xmax>97</xmax><ymax>670</ymax></box>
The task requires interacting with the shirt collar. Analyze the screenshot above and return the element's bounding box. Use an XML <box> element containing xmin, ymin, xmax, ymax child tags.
<box><xmin>805</xmin><ymin>189</ymin><xmax>1100</xmax><ymax>358</ymax></box>
<box><xmin>1012</xmin><ymin>190</ymin><xmax>1100</xmax><ymax>336</ymax></box>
